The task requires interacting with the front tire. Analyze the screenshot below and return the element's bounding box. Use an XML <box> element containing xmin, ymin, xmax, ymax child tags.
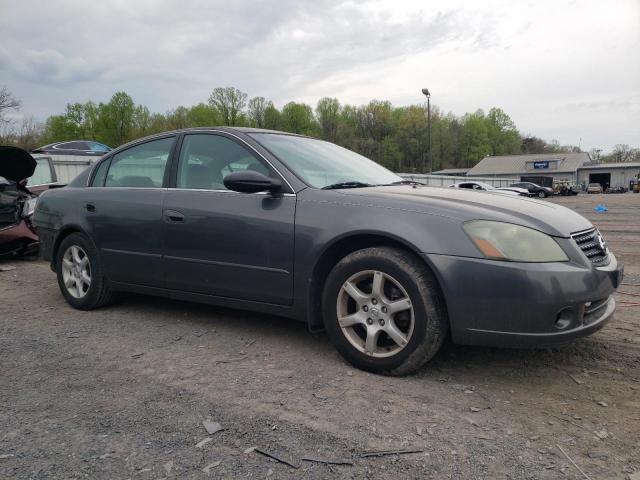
<box><xmin>538</xmin><ymin>191</ymin><xmax>546</xmax><ymax>198</ymax></box>
<box><xmin>322</xmin><ymin>247</ymin><xmax>448</xmax><ymax>375</ymax></box>
<box><xmin>56</xmin><ymin>232</ymin><xmax>113</xmax><ymax>310</ymax></box>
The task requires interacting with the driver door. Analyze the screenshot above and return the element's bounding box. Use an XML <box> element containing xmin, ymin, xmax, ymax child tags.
<box><xmin>162</xmin><ymin>133</ymin><xmax>296</xmax><ymax>305</ymax></box>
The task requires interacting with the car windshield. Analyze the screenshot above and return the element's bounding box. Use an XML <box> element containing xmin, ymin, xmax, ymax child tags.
<box><xmin>250</xmin><ymin>133</ymin><xmax>402</xmax><ymax>188</ymax></box>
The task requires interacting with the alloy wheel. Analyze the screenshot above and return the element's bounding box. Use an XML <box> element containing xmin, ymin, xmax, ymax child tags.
<box><xmin>336</xmin><ymin>270</ymin><xmax>415</xmax><ymax>358</ymax></box>
<box><xmin>61</xmin><ymin>245</ymin><xmax>91</xmax><ymax>299</ymax></box>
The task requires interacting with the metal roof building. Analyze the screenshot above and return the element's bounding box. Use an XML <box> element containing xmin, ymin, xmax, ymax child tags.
<box><xmin>466</xmin><ymin>153</ymin><xmax>640</xmax><ymax>190</ymax></box>
<box><xmin>432</xmin><ymin>168</ymin><xmax>470</xmax><ymax>176</ymax></box>
<box><xmin>466</xmin><ymin>153</ymin><xmax>590</xmax><ymax>181</ymax></box>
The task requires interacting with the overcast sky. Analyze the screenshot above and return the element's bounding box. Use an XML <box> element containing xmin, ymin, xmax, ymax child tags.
<box><xmin>1</xmin><ymin>0</ymin><xmax>638</xmax><ymax>151</ymax></box>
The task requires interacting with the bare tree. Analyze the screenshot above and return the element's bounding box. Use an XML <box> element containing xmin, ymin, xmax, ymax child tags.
<box><xmin>0</xmin><ymin>86</ymin><xmax>21</xmax><ymax>125</ymax></box>
<box><xmin>247</xmin><ymin>97</ymin><xmax>271</xmax><ymax>128</ymax></box>
<box><xmin>16</xmin><ymin>116</ymin><xmax>44</xmax><ymax>150</ymax></box>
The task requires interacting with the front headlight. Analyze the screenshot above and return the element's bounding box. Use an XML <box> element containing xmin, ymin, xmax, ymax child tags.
<box><xmin>463</xmin><ymin>220</ymin><xmax>568</xmax><ymax>262</ymax></box>
<box><xmin>23</xmin><ymin>197</ymin><xmax>38</xmax><ymax>218</ymax></box>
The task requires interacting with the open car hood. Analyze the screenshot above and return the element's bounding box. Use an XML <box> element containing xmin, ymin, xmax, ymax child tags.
<box><xmin>0</xmin><ymin>146</ymin><xmax>37</xmax><ymax>182</ymax></box>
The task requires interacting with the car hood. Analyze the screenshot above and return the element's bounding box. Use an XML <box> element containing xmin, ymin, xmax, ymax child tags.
<box><xmin>0</xmin><ymin>146</ymin><xmax>37</xmax><ymax>182</ymax></box>
<box><xmin>336</xmin><ymin>185</ymin><xmax>592</xmax><ymax>237</ymax></box>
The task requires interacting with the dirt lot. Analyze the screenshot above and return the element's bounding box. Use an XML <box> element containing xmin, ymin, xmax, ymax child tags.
<box><xmin>1</xmin><ymin>193</ymin><xmax>639</xmax><ymax>479</ymax></box>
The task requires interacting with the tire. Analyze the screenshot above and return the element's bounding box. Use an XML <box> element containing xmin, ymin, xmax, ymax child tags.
<box><xmin>56</xmin><ymin>232</ymin><xmax>113</xmax><ymax>310</ymax></box>
<box><xmin>322</xmin><ymin>247</ymin><xmax>448</xmax><ymax>376</ymax></box>
<box><xmin>538</xmin><ymin>191</ymin><xmax>546</xmax><ymax>198</ymax></box>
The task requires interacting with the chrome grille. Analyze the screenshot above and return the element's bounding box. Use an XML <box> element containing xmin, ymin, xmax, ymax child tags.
<box><xmin>572</xmin><ymin>228</ymin><xmax>609</xmax><ymax>265</ymax></box>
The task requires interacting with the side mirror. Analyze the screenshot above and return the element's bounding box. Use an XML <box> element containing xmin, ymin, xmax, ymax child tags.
<box><xmin>223</xmin><ymin>170</ymin><xmax>282</xmax><ymax>194</ymax></box>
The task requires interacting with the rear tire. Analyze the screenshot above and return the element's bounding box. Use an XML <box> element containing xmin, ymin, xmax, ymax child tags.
<box><xmin>322</xmin><ymin>247</ymin><xmax>447</xmax><ymax>376</ymax></box>
<box><xmin>56</xmin><ymin>232</ymin><xmax>113</xmax><ymax>310</ymax></box>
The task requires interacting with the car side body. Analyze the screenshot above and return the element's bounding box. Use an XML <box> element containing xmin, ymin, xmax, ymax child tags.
<box><xmin>510</xmin><ymin>181</ymin><xmax>554</xmax><ymax>198</ymax></box>
<box><xmin>448</xmin><ymin>181</ymin><xmax>530</xmax><ymax>197</ymax></box>
<box><xmin>33</xmin><ymin>128</ymin><xmax>622</xmax><ymax>359</ymax></box>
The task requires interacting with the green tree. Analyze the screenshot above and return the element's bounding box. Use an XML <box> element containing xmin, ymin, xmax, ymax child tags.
<box><xmin>394</xmin><ymin>105</ymin><xmax>427</xmax><ymax>172</ymax></box>
<box><xmin>208</xmin><ymin>87</ymin><xmax>247</xmax><ymax>126</ymax></box>
<box><xmin>263</xmin><ymin>104</ymin><xmax>281</xmax><ymax>130</ymax></box>
<box><xmin>354</xmin><ymin>100</ymin><xmax>394</xmax><ymax>163</ymax></box>
<box><xmin>280</xmin><ymin>102</ymin><xmax>316</xmax><ymax>135</ymax></box>
<box><xmin>316</xmin><ymin>97</ymin><xmax>341</xmax><ymax>142</ymax></box>
<box><xmin>486</xmin><ymin>107</ymin><xmax>520</xmax><ymax>155</ymax></box>
<box><xmin>99</xmin><ymin>92</ymin><xmax>136</xmax><ymax>146</ymax></box>
<box><xmin>460</xmin><ymin>113</ymin><xmax>491</xmax><ymax>167</ymax></box>
<box><xmin>187</xmin><ymin>103</ymin><xmax>219</xmax><ymax>127</ymax></box>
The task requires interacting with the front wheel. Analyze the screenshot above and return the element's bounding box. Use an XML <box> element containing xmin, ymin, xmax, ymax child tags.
<box><xmin>538</xmin><ymin>191</ymin><xmax>547</xmax><ymax>198</ymax></box>
<box><xmin>322</xmin><ymin>247</ymin><xmax>448</xmax><ymax>375</ymax></box>
<box><xmin>56</xmin><ymin>232</ymin><xmax>113</xmax><ymax>310</ymax></box>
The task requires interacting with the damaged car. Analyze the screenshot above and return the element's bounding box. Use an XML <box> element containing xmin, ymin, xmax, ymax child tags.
<box><xmin>0</xmin><ymin>147</ymin><xmax>58</xmax><ymax>256</ymax></box>
<box><xmin>33</xmin><ymin>128</ymin><xmax>624</xmax><ymax>375</ymax></box>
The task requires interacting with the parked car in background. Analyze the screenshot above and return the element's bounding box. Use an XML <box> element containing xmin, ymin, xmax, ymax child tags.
<box><xmin>32</xmin><ymin>140</ymin><xmax>112</xmax><ymax>156</ymax></box>
<box><xmin>0</xmin><ymin>149</ymin><xmax>60</xmax><ymax>256</ymax></box>
<box><xmin>554</xmin><ymin>181</ymin><xmax>580</xmax><ymax>196</ymax></box>
<box><xmin>449</xmin><ymin>181</ymin><xmax>529</xmax><ymax>196</ymax></box>
<box><xmin>605</xmin><ymin>186</ymin><xmax>627</xmax><ymax>194</ymax></box>
<box><xmin>33</xmin><ymin>128</ymin><xmax>623</xmax><ymax>375</ymax></box>
<box><xmin>1</xmin><ymin>147</ymin><xmax>39</xmax><ymax>255</ymax></box>
<box><xmin>510</xmin><ymin>181</ymin><xmax>554</xmax><ymax>198</ymax></box>
<box><xmin>587</xmin><ymin>183</ymin><xmax>604</xmax><ymax>194</ymax></box>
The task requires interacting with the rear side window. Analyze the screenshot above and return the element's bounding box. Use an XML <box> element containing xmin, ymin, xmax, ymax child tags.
<box><xmin>105</xmin><ymin>137</ymin><xmax>174</xmax><ymax>188</ymax></box>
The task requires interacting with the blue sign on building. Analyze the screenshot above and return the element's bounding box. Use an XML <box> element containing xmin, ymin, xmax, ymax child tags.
<box><xmin>533</xmin><ymin>161</ymin><xmax>549</xmax><ymax>169</ymax></box>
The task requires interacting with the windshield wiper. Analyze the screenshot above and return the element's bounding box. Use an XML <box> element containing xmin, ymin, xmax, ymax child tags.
<box><xmin>321</xmin><ymin>181</ymin><xmax>373</xmax><ymax>190</ymax></box>
<box><xmin>379</xmin><ymin>180</ymin><xmax>425</xmax><ymax>186</ymax></box>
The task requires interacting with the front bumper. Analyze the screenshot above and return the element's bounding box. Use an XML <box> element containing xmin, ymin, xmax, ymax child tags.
<box><xmin>426</xmin><ymin>252</ymin><xmax>623</xmax><ymax>348</ymax></box>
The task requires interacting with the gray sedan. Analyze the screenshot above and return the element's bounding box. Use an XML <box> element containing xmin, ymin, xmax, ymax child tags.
<box><xmin>33</xmin><ymin>128</ymin><xmax>623</xmax><ymax>375</ymax></box>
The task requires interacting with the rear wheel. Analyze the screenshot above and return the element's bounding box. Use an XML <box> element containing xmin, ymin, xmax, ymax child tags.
<box><xmin>56</xmin><ymin>232</ymin><xmax>113</xmax><ymax>310</ymax></box>
<box><xmin>322</xmin><ymin>247</ymin><xmax>447</xmax><ymax>375</ymax></box>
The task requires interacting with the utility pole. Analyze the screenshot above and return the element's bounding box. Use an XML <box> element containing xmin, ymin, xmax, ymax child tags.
<box><xmin>421</xmin><ymin>88</ymin><xmax>432</xmax><ymax>173</ymax></box>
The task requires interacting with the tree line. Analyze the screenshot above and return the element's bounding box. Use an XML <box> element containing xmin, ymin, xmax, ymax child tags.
<box><xmin>1</xmin><ymin>86</ymin><xmax>638</xmax><ymax>171</ymax></box>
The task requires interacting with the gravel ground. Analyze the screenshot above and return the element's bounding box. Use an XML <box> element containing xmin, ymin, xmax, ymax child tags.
<box><xmin>1</xmin><ymin>193</ymin><xmax>639</xmax><ymax>479</ymax></box>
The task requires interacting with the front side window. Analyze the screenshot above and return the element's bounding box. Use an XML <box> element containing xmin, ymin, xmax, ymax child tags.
<box><xmin>105</xmin><ymin>137</ymin><xmax>174</xmax><ymax>188</ymax></box>
<box><xmin>250</xmin><ymin>133</ymin><xmax>401</xmax><ymax>188</ymax></box>
<box><xmin>176</xmin><ymin>134</ymin><xmax>270</xmax><ymax>190</ymax></box>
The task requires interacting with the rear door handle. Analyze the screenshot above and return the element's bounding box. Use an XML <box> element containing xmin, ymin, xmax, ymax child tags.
<box><xmin>85</xmin><ymin>203</ymin><xmax>96</xmax><ymax>213</ymax></box>
<box><xmin>164</xmin><ymin>209</ymin><xmax>185</xmax><ymax>223</ymax></box>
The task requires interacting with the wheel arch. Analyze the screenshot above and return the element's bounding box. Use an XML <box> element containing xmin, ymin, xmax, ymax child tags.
<box><xmin>306</xmin><ymin>231</ymin><xmax>448</xmax><ymax>331</ymax></box>
<box><xmin>51</xmin><ymin>225</ymin><xmax>91</xmax><ymax>270</ymax></box>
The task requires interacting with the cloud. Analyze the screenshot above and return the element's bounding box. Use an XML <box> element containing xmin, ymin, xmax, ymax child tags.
<box><xmin>0</xmin><ymin>47</ymin><xmax>106</xmax><ymax>85</ymax></box>
<box><xmin>0</xmin><ymin>0</ymin><xmax>638</xmax><ymax>150</ymax></box>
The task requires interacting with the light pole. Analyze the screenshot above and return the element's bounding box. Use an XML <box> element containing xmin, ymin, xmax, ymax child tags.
<box><xmin>421</xmin><ymin>88</ymin><xmax>432</xmax><ymax>173</ymax></box>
